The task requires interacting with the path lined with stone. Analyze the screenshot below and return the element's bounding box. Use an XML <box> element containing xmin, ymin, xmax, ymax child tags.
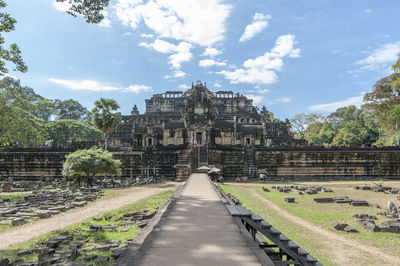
<box><xmin>0</xmin><ymin>183</ymin><xmax>177</xmax><ymax>249</ymax></box>
<box><xmin>118</xmin><ymin>173</ymin><xmax>262</xmax><ymax>265</ymax></box>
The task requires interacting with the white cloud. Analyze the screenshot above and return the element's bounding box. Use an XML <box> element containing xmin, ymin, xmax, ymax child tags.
<box><xmin>213</xmin><ymin>83</ymin><xmax>222</xmax><ymax>88</ymax></box>
<box><xmin>52</xmin><ymin>1</ymin><xmax>71</xmax><ymax>12</ymax></box>
<box><xmin>276</xmin><ymin>97</ymin><xmax>291</xmax><ymax>103</ymax></box>
<box><xmin>48</xmin><ymin>78</ymin><xmax>151</xmax><ymax>93</ymax></box>
<box><xmin>245</xmin><ymin>94</ymin><xmax>264</xmax><ymax>105</ymax></box>
<box><xmin>178</xmin><ymin>84</ymin><xmax>190</xmax><ymax>89</ymax></box>
<box><xmin>125</xmin><ymin>84</ymin><xmax>152</xmax><ymax>93</ymax></box>
<box><xmin>140</xmin><ymin>39</ymin><xmax>176</xmax><ymax>53</ymax></box>
<box><xmin>356</xmin><ymin>42</ymin><xmax>400</xmax><ymax>71</ymax></box>
<box><xmin>198</xmin><ymin>59</ymin><xmax>227</xmax><ymax>67</ymax></box>
<box><xmin>140</xmin><ymin>33</ymin><xmax>154</xmax><ymax>38</ymax></box>
<box><xmin>99</xmin><ymin>18</ymin><xmax>112</xmax><ymax>28</ymax></box>
<box><xmin>168</xmin><ymin>42</ymin><xmax>193</xmax><ymax>69</ymax></box>
<box><xmin>174</xmin><ymin>70</ymin><xmax>186</xmax><ymax>78</ymax></box>
<box><xmin>218</xmin><ymin>34</ymin><xmax>300</xmax><ymax>85</ymax></box>
<box><xmin>308</xmin><ymin>93</ymin><xmax>365</xmax><ymax>112</ymax></box>
<box><xmin>364</xmin><ymin>8</ymin><xmax>372</xmax><ymax>14</ymax></box>
<box><xmin>140</xmin><ymin>39</ymin><xmax>193</xmax><ymax>69</ymax></box>
<box><xmin>247</xmin><ymin>88</ymin><xmax>270</xmax><ymax>94</ymax></box>
<box><xmin>239</xmin><ymin>13</ymin><xmax>271</xmax><ymax>42</ymax></box>
<box><xmin>114</xmin><ymin>0</ymin><xmax>232</xmax><ymax>47</ymax></box>
<box><xmin>202</xmin><ymin>48</ymin><xmax>221</xmax><ymax>57</ymax></box>
<box><xmin>123</xmin><ymin>32</ymin><xmax>133</xmax><ymax>36</ymax></box>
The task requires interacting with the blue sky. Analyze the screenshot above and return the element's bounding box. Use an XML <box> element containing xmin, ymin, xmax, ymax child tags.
<box><xmin>4</xmin><ymin>0</ymin><xmax>400</xmax><ymax>120</ymax></box>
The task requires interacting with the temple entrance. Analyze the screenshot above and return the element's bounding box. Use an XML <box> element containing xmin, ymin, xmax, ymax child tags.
<box><xmin>196</xmin><ymin>132</ymin><xmax>202</xmax><ymax>144</ymax></box>
<box><xmin>190</xmin><ymin>144</ymin><xmax>208</xmax><ymax>172</ymax></box>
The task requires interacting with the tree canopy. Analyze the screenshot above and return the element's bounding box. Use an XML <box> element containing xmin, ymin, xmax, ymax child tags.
<box><xmin>45</xmin><ymin>119</ymin><xmax>104</xmax><ymax>146</ymax></box>
<box><xmin>92</xmin><ymin>98</ymin><xmax>121</xmax><ymax>150</ymax></box>
<box><xmin>0</xmin><ymin>77</ymin><xmax>101</xmax><ymax>147</ymax></box>
<box><xmin>56</xmin><ymin>0</ymin><xmax>110</xmax><ymax>23</ymax></box>
<box><xmin>62</xmin><ymin>147</ymin><xmax>121</xmax><ymax>185</ymax></box>
<box><xmin>0</xmin><ymin>0</ymin><xmax>28</xmax><ymax>76</ymax></box>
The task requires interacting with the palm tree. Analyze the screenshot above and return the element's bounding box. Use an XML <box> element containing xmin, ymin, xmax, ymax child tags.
<box><xmin>92</xmin><ymin>98</ymin><xmax>121</xmax><ymax>150</ymax></box>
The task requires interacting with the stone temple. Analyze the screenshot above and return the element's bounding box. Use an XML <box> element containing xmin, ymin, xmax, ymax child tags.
<box><xmin>109</xmin><ymin>81</ymin><xmax>306</xmax><ymax>149</ymax></box>
<box><xmin>2</xmin><ymin>81</ymin><xmax>400</xmax><ymax>182</ymax></box>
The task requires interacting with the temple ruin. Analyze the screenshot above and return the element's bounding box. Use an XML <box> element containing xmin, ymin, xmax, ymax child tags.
<box><xmin>1</xmin><ymin>81</ymin><xmax>400</xmax><ymax>182</ymax></box>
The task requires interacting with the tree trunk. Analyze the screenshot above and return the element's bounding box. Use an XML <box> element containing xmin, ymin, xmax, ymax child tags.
<box><xmin>104</xmin><ymin>134</ymin><xmax>108</xmax><ymax>150</ymax></box>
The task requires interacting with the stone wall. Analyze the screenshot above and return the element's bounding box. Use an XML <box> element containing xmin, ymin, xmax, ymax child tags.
<box><xmin>1</xmin><ymin>147</ymin><xmax>400</xmax><ymax>182</ymax></box>
<box><xmin>209</xmin><ymin>147</ymin><xmax>400</xmax><ymax>180</ymax></box>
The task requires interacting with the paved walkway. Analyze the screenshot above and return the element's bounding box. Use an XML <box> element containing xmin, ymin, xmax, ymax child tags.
<box><xmin>121</xmin><ymin>173</ymin><xmax>263</xmax><ymax>265</ymax></box>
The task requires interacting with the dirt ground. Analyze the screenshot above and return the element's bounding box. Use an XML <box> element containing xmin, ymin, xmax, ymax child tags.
<box><xmin>0</xmin><ymin>183</ymin><xmax>179</xmax><ymax>249</ymax></box>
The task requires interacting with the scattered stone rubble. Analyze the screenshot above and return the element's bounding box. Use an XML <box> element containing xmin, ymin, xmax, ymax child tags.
<box><xmin>377</xmin><ymin>201</ymin><xmax>399</xmax><ymax>218</ymax></box>
<box><xmin>0</xmin><ymin>209</ymin><xmax>158</xmax><ymax>265</ymax></box>
<box><xmin>0</xmin><ymin>178</ymin><xmax>138</xmax><ymax>193</ymax></box>
<box><xmin>314</xmin><ymin>196</ymin><xmax>369</xmax><ymax>206</ymax></box>
<box><xmin>355</xmin><ymin>185</ymin><xmax>400</xmax><ymax>195</ymax></box>
<box><xmin>271</xmin><ymin>185</ymin><xmax>333</xmax><ymax>194</ymax></box>
<box><xmin>0</xmin><ymin>188</ymin><xmax>102</xmax><ymax>227</ymax></box>
<box><xmin>331</xmin><ymin>222</ymin><xmax>359</xmax><ymax>233</ymax></box>
<box><xmin>353</xmin><ymin>202</ymin><xmax>400</xmax><ymax>233</ymax></box>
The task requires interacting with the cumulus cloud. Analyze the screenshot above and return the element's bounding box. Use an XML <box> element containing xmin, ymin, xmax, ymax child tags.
<box><xmin>140</xmin><ymin>39</ymin><xmax>176</xmax><ymax>53</ymax></box>
<box><xmin>140</xmin><ymin>39</ymin><xmax>193</xmax><ymax>69</ymax></box>
<box><xmin>245</xmin><ymin>94</ymin><xmax>264</xmax><ymax>105</ymax></box>
<box><xmin>309</xmin><ymin>93</ymin><xmax>365</xmax><ymax>112</ymax></box>
<box><xmin>114</xmin><ymin>0</ymin><xmax>232</xmax><ymax>47</ymax></box>
<box><xmin>247</xmin><ymin>88</ymin><xmax>270</xmax><ymax>94</ymax></box>
<box><xmin>213</xmin><ymin>83</ymin><xmax>222</xmax><ymax>88</ymax></box>
<box><xmin>52</xmin><ymin>1</ymin><xmax>71</xmax><ymax>12</ymax></box>
<box><xmin>198</xmin><ymin>59</ymin><xmax>227</xmax><ymax>68</ymax></box>
<box><xmin>239</xmin><ymin>13</ymin><xmax>271</xmax><ymax>42</ymax></box>
<box><xmin>140</xmin><ymin>33</ymin><xmax>154</xmax><ymax>38</ymax></box>
<box><xmin>173</xmin><ymin>70</ymin><xmax>186</xmax><ymax>78</ymax></box>
<box><xmin>355</xmin><ymin>42</ymin><xmax>400</xmax><ymax>71</ymax></box>
<box><xmin>169</xmin><ymin>42</ymin><xmax>193</xmax><ymax>69</ymax></box>
<box><xmin>48</xmin><ymin>78</ymin><xmax>151</xmax><ymax>93</ymax></box>
<box><xmin>178</xmin><ymin>84</ymin><xmax>190</xmax><ymax>89</ymax></box>
<box><xmin>202</xmin><ymin>48</ymin><xmax>221</xmax><ymax>57</ymax></box>
<box><xmin>218</xmin><ymin>34</ymin><xmax>300</xmax><ymax>85</ymax></box>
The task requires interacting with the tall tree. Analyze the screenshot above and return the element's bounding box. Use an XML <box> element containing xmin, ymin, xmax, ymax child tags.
<box><xmin>62</xmin><ymin>147</ymin><xmax>121</xmax><ymax>186</ymax></box>
<box><xmin>0</xmin><ymin>0</ymin><xmax>28</xmax><ymax>76</ymax></box>
<box><xmin>54</xmin><ymin>99</ymin><xmax>91</xmax><ymax>121</ymax></box>
<box><xmin>0</xmin><ymin>77</ymin><xmax>56</xmax><ymax>121</ymax></box>
<box><xmin>363</xmin><ymin>72</ymin><xmax>400</xmax><ymax>131</ymax></box>
<box><xmin>45</xmin><ymin>119</ymin><xmax>104</xmax><ymax>146</ymax></box>
<box><xmin>290</xmin><ymin>113</ymin><xmax>325</xmax><ymax>139</ymax></box>
<box><xmin>92</xmin><ymin>98</ymin><xmax>121</xmax><ymax>150</ymax></box>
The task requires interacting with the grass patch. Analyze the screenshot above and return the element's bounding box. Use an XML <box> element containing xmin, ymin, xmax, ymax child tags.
<box><xmin>0</xmin><ymin>189</ymin><xmax>175</xmax><ymax>265</ymax></box>
<box><xmin>254</xmin><ymin>184</ymin><xmax>400</xmax><ymax>255</ymax></box>
<box><xmin>0</xmin><ymin>193</ymin><xmax>29</xmax><ymax>201</ymax></box>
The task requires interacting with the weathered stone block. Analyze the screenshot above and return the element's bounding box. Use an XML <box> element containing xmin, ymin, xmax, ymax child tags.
<box><xmin>314</xmin><ymin>197</ymin><xmax>333</xmax><ymax>203</ymax></box>
<box><xmin>332</xmin><ymin>222</ymin><xmax>348</xmax><ymax>231</ymax></box>
<box><xmin>12</xmin><ymin>218</ymin><xmax>25</xmax><ymax>226</ymax></box>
